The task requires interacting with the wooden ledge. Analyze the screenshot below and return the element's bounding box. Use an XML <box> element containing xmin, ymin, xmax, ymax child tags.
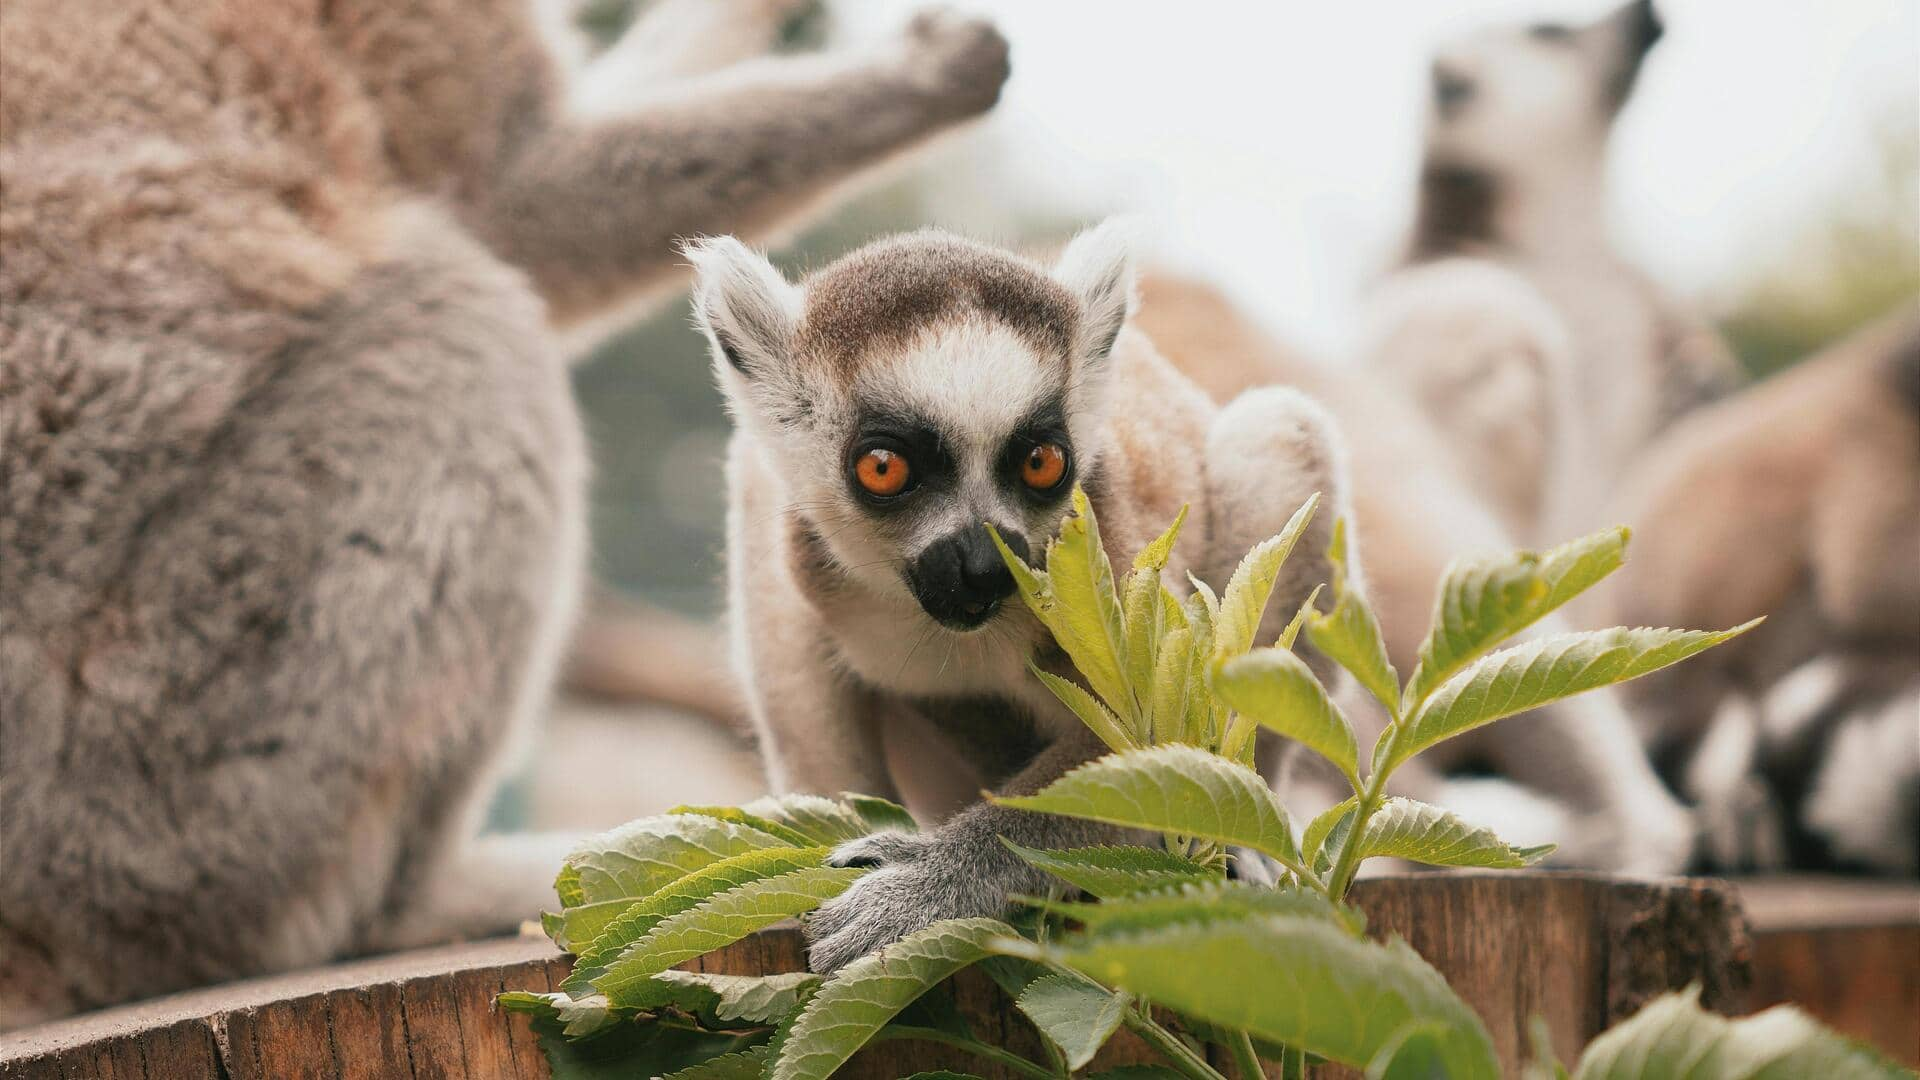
<box><xmin>9</xmin><ymin>871</ymin><xmax>1896</xmax><ymax>1078</ymax></box>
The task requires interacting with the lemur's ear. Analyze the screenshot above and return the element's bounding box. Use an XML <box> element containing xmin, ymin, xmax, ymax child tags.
<box><xmin>684</xmin><ymin>237</ymin><xmax>799</xmax><ymax>380</ymax></box>
<box><xmin>1053</xmin><ymin>219</ymin><xmax>1136</xmax><ymax>364</ymax></box>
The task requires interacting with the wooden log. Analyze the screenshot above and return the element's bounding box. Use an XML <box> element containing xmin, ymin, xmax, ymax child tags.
<box><xmin>1735</xmin><ymin>876</ymin><xmax>1920</xmax><ymax>1067</ymax></box>
<box><xmin>0</xmin><ymin>872</ymin><xmax>1747</xmax><ymax>1079</ymax></box>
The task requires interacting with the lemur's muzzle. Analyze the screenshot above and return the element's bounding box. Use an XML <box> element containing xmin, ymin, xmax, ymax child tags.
<box><xmin>907</xmin><ymin>523</ymin><xmax>1026</xmax><ymax>630</ymax></box>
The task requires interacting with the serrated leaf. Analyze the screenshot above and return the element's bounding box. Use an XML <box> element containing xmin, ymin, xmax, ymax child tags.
<box><xmin>1213</xmin><ymin>494</ymin><xmax>1320</xmax><ymax>661</ymax></box>
<box><xmin>495</xmin><ymin>991</ymin><xmax>620</xmax><ymax>1037</ymax></box>
<box><xmin>994</xmin><ymin>745</ymin><xmax>1300</xmax><ymax>869</ymax></box>
<box><xmin>1018</xmin><ymin>915</ymin><xmax>1497</xmax><ymax>1078</ymax></box>
<box><xmin>669</xmin><ymin>805</ymin><xmax>817</xmax><ymax>847</ymax></box>
<box><xmin>661</xmin><ymin>1045</ymin><xmax>774</xmax><ymax>1080</ymax></box>
<box><xmin>1007</xmin><ymin>488</ymin><xmax>1137</xmax><ymax>722</ymax></box>
<box><xmin>844</xmin><ymin>793</ymin><xmax>919</xmax><ymax>835</ymax></box>
<box><xmin>1124</xmin><ymin>569</ymin><xmax>1169</xmax><ymax>729</ymax></box>
<box><xmin>650</xmin><ymin>970</ymin><xmax>823</xmax><ymax>1025</ymax></box>
<box><xmin>1024</xmin><ymin>879</ymin><xmax>1345</xmax><ymax>937</ymax></box>
<box><xmin>561</xmin><ymin>846</ymin><xmax>832</xmax><ymax>987</ymax></box>
<box><xmin>768</xmin><ymin>918</ymin><xmax>1009</xmax><ymax>1080</ymax></box>
<box><xmin>1016</xmin><ymin>975</ymin><xmax>1128</xmax><ymax>1070</ymax></box>
<box><xmin>1306</xmin><ymin>519</ymin><xmax>1402</xmax><ymax>717</ymax></box>
<box><xmin>1574</xmin><ymin>985</ymin><xmax>1908</xmax><ymax>1079</ymax></box>
<box><xmin>595</xmin><ymin>866</ymin><xmax>864</xmax><ymax>1005</ymax></box>
<box><xmin>902</xmin><ymin>1074</ymin><xmax>987</xmax><ymax>1080</ymax></box>
<box><xmin>1149</xmin><ymin>626</ymin><xmax>1194</xmax><ymax>746</ymax></box>
<box><xmin>1001</xmin><ymin>839</ymin><xmax>1217</xmax><ymax>899</ymax></box>
<box><xmin>1182</xmin><ymin>592</ymin><xmax>1220</xmax><ymax>746</ymax></box>
<box><xmin>1303</xmin><ymin>798</ymin><xmax>1359</xmax><ymax>868</ymax></box>
<box><xmin>1085</xmin><ymin>1069</ymin><xmax>1186</xmax><ymax>1079</ymax></box>
<box><xmin>743</xmin><ymin>792</ymin><xmax>905</xmax><ymax>846</ymax></box>
<box><xmin>1213</xmin><ymin>647</ymin><xmax>1360</xmax><ymax>789</ymax></box>
<box><xmin>562</xmin><ymin>815</ymin><xmax>793</xmax><ymax>908</ymax></box>
<box><xmin>1383</xmin><ymin>622</ymin><xmax>1760</xmax><ymax>774</ymax></box>
<box><xmin>1133</xmin><ymin>504</ymin><xmax>1190</xmax><ymax>574</ymax></box>
<box><xmin>1355</xmin><ymin>798</ymin><xmax>1555</xmax><ymax>869</ymax></box>
<box><xmin>1368</xmin><ymin>1021</ymin><xmax>1458</xmax><ymax>1080</ymax></box>
<box><xmin>1278</xmin><ymin>584</ymin><xmax>1323</xmax><ymax>650</ymax></box>
<box><xmin>521</xmin><ymin>1013</ymin><xmax>768</xmax><ymax>1080</ymax></box>
<box><xmin>1406</xmin><ymin>527</ymin><xmax>1628</xmax><ymax>707</ymax></box>
<box><xmin>1032</xmin><ymin>663</ymin><xmax>1138</xmax><ymax>754</ymax></box>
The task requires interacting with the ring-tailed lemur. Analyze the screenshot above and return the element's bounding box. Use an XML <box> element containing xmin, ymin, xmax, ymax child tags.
<box><xmin>1131</xmin><ymin>273</ymin><xmax>1696</xmax><ymax>877</ymax></box>
<box><xmin>1604</xmin><ymin>310</ymin><xmax>1920</xmax><ymax>875</ymax></box>
<box><xmin>690</xmin><ymin>224</ymin><xmax>1352</xmax><ymax>972</ymax></box>
<box><xmin>0</xmin><ymin>0</ymin><xmax>1008</xmax><ymax>1026</ymax></box>
<box><xmin>1363</xmin><ymin>0</ymin><xmax>1741</xmax><ymax>546</ymax></box>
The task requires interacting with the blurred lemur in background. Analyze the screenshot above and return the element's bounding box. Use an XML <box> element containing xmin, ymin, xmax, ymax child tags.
<box><xmin>0</xmin><ymin>0</ymin><xmax>1008</xmax><ymax>1026</ymax></box>
<box><xmin>1604</xmin><ymin>311</ymin><xmax>1920</xmax><ymax>875</ymax></box>
<box><xmin>691</xmin><ymin>224</ymin><xmax>1349</xmax><ymax>972</ymax></box>
<box><xmin>1363</xmin><ymin>0</ymin><xmax>1739</xmax><ymax>546</ymax></box>
<box><xmin>1131</xmin><ymin>0</ymin><xmax>1719</xmax><ymax>874</ymax></box>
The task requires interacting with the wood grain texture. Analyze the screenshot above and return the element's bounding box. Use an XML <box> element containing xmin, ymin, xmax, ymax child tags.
<box><xmin>0</xmin><ymin>873</ymin><xmax>1755</xmax><ymax>1079</ymax></box>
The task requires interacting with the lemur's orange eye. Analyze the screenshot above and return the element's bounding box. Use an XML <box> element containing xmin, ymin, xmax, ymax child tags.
<box><xmin>1021</xmin><ymin>443</ymin><xmax>1069</xmax><ymax>491</ymax></box>
<box><xmin>855</xmin><ymin>448</ymin><xmax>911</xmax><ymax>497</ymax></box>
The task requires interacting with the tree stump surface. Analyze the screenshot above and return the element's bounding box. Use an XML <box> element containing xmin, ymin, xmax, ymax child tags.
<box><xmin>0</xmin><ymin>871</ymin><xmax>1811</xmax><ymax>1079</ymax></box>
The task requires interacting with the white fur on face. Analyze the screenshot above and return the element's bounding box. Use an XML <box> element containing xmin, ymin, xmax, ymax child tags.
<box><xmin>1427</xmin><ymin>26</ymin><xmax>1611</xmax><ymax>171</ymax></box>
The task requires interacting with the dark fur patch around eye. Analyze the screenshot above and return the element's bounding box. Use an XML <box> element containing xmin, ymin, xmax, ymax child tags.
<box><xmin>1527</xmin><ymin>22</ymin><xmax>1575</xmax><ymax>43</ymax></box>
<box><xmin>995</xmin><ymin>398</ymin><xmax>1075</xmax><ymax>501</ymax></box>
<box><xmin>845</xmin><ymin>410</ymin><xmax>954</xmax><ymax>510</ymax></box>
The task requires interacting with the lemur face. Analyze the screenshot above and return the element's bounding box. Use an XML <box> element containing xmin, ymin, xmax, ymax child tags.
<box><xmin>1425</xmin><ymin>0</ymin><xmax>1663</xmax><ymax>171</ymax></box>
<box><xmin>691</xmin><ymin>225</ymin><xmax>1133</xmax><ymax>633</ymax></box>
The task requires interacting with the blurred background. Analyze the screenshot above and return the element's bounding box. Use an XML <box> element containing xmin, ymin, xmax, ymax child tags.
<box><xmin>524</xmin><ymin>0</ymin><xmax>1919</xmax><ymax>826</ymax></box>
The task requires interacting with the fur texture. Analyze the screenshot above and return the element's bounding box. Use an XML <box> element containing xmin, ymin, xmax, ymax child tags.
<box><xmin>0</xmin><ymin>0</ymin><xmax>1009</xmax><ymax>1025</ymax></box>
<box><xmin>699</xmin><ymin>226</ymin><xmax>1349</xmax><ymax>971</ymax></box>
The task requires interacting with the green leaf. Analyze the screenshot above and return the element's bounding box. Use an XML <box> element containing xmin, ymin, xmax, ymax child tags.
<box><xmin>669</xmin><ymin>805</ymin><xmax>818</xmax><ymax>848</ymax></box>
<box><xmin>1303</xmin><ymin>799</ymin><xmax>1358</xmax><ymax>868</ymax></box>
<box><xmin>1305</xmin><ymin>519</ymin><xmax>1402</xmax><ymax>717</ymax></box>
<box><xmin>496</xmin><ymin>990</ymin><xmax>620</xmax><ymax>1037</ymax></box>
<box><xmin>561</xmin><ymin>814</ymin><xmax>794</xmax><ymax>908</ymax></box>
<box><xmin>562</xmin><ymin>846</ymin><xmax>831</xmax><ymax>988</ymax></box>
<box><xmin>1368</xmin><ymin>1021</ymin><xmax>1458</xmax><ymax>1080</ymax></box>
<box><xmin>902</xmin><ymin>1074</ymin><xmax>987</xmax><ymax>1080</ymax></box>
<box><xmin>661</xmin><ymin>1045</ymin><xmax>774</xmax><ymax>1080</ymax></box>
<box><xmin>1021</xmin><ymin>879</ymin><xmax>1344</xmax><ymax>936</ymax></box>
<box><xmin>1001</xmin><ymin>840</ymin><xmax>1217</xmax><ymax>899</ymax></box>
<box><xmin>1148</xmin><ymin>626</ymin><xmax>1193</xmax><ymax>746</ymax></box>
<box><xmin>1355</xmin><ymin>798</ymin><xmax>1555</xmax><ymax>869</ymax></box>
<box><xmin>648</xmin><ymin>971</ymin><xmax>823</xmax><ymax>1026</ymax></box>
<box><xmin>1213</xmin><ymin>494</ymin><xmax>1320</xmax><ymax>660</ymax></box>
<box><xmin>1383</xmin><ymin>622</ymin><xmax>1761</xmax><ymax>774</ymax></box>
<box><xmin>1015</xmin><ymin>974</ymin><xmax>1128</xmax><ymax>1070</ymax></box>
<box><xmin>1405</xmin><ymin>527</ymin><xmax>1628</xmax><ymax>707</ymax></box>
<box><xmin>768</xmin><ymin>918</ymin><xmax>1010</xmax><ymax>1080</ymax></box>
<box><xmin>522</xmin><ymin>1014</ymin><xmax>768</xmax><ymax>1080</ymax></box>
<box><xmin>995</xmin><ymin>489</ymin><xmax>1136</xmax><ymax>722</ymax></box>
<box><xmin>1132</xmin><ymin>503</ymin><xmax>1190</xmax><ymax>574</ymax></box>
<box><xmin>1182</xmin><ymin>592</ymin><xmax>1221</xmax><ymax>747</ymax></box>
<box><xmin>1018</xmin><ymin>915</ymin><xmax>1498</xmax><ymax>1078</ymax></box>
<box><xmin>595</xmin><ymin>866</ymin><xmax>864</xmax><ymax>1005</ymax></box>
<box><xmin>993</xmin><ymin>745</ymin><xmax>1301</xmax><ymax>869</ymax></box>
<box><xmin>845</xmin><ymin>794</ymin><xmax>919</xmax><ymax>835</ymax></box>
<box><xmin>1124</xmin><ymin>507</ymin><xmax>1189</xmax><ymax>721</ymax></box>
<box><xmin>1085</xmin><ymin>1069</ymin><xmax>1187</xmax><ymax>1080</ymax></box>
<box><xmin>1573</xmin><ymin>985</ymin><xmax>1908</xmax><ymax>1079</ymax></box>
<box><xmin>1212</xmin><ymin>647</ymin><xmax>1360</xmax><ymax>790</ymax></box>
<box><xmin>1032</xmin><ymin>663</ymin><xmax>1138</xmax><ymax>754</ymax></box>
<box><xmin>1278</xmin><ymin>584</ymin><xmax>1323</xmax><ymax>651</ymax></box>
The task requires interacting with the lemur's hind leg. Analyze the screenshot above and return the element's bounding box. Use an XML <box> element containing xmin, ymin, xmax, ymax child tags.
<box><xmin>571</xmin><ymin>0</ymin><xmax>815</xmax><ymax>115</ymax></box>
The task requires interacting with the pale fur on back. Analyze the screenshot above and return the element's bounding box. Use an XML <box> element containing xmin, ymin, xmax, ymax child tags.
<box><xmin>0</xmin><ymin>0</ymin><xmax>1011</xmax><ymax>1025</ymax></box>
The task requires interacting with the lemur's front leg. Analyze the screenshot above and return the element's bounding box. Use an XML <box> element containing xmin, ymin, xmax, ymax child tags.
<box><xmin>805</xmin><ymin>726</ymin><xmax>1114</xmax><ymax>974</ymax></box>
<box><xmin>474</xmin><ymin>11</ymin><xmax>1010</xmax><ymax>325</ymax></box>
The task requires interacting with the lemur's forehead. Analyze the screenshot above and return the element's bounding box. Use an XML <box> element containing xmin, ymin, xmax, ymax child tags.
<box><xmin>795</xmin><ymin>232</ymin><xmax>1079</xmax><ymax>373</ymax></box>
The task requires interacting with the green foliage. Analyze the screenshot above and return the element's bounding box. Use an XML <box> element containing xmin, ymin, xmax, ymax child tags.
<box><xmin>1571</xmin><ymin>986</ymin><xmax>1908</xmax><ymax>1079</ymax></box>
<box><xmin>769</xmin><ymin>919</ymin><xmax>1010</xmax><ymax>1080</ymax></box>
<box><xmin>504</xmin><ymin>494</ymin><xmax>1806</xmax><ymax>1080</ymax></box>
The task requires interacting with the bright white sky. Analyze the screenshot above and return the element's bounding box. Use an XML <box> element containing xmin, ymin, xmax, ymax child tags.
<box><xmin>831</xmin><ymin>0</ymin><xmax>1919</xmax><ymax>355</ymax></box>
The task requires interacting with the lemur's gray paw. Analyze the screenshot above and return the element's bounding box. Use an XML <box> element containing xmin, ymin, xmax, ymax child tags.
<box><xmin>1226</xmin><ymin>846</ymin><xmax>1279</xmax><ymax>887</ymax></box>
<box><xmin>807</xmin><ymin>830</ymin><xmax>982</xmax><ymax>973</ymax></box>
<box><xmin>896</xmin><ymin>9</ymin><xmax>1010</xmax><ymax>115</ymax></box>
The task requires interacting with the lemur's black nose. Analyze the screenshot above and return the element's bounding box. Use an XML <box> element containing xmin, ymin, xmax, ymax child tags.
<box><xmin>908</xmin><ymin>523</ymin><xmax>1024</xmax><ymax>630</ymax></box>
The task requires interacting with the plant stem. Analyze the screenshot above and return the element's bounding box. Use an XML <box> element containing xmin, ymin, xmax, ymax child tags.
<box><xmin>1281</xmin><ymin>1045</ymin><xmax>1306</xmax><ymax>1080</ymax></box>
<box><xmin>1227</xmin><ymin>1029</ymin><xmax>1265</xmax><ymax>1078</ymax></box>
<box><xmin>875</xmin><ymin>1025</ymin><xmax>1057</xmax><ymax>1080</ymax></box>
<box><xmin>1326</xmin><ymin>726</ymin><xmax>1400</xmax><ymax>898</ymax></box>
<box><xmin>1123</xmin><ymin>1006</ymin><xmax>1231</xmax><ymax>1080</ymax></box>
